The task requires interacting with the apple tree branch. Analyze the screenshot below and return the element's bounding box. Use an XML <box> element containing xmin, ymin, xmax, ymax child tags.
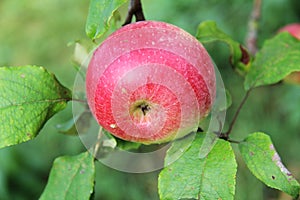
<box><xmin>246</xmin><ymin>0</ymin><xmax>262</xmax><ymax>55</ymax></box>
<box><xmin>123</xmin><ymin>0</ymin><xmax>145</xmax><ymax>26</ymax></box>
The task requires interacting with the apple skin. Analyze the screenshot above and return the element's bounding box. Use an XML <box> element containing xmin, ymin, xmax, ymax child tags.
<box><xmin>278</xmin><ymin>23</ymin><xmax>300</xmax><ymax>84</ymax></box>
<box><xmin>278</xmin><ymin>23</ymin><xmax>300</xmax><ymax>40</ymax></box>
<box><xmin>86</xmin><ymin>21</ymin><xmax>216</xmax><ymax>144</ymax></box>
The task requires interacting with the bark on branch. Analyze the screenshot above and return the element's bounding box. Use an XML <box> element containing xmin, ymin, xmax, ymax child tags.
<box><xmin>123</xmin><ymin>0</ymin><xmax>145</xmax><ymax>26</ymax></box>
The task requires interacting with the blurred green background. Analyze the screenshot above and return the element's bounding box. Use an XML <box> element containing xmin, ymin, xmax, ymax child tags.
<box><xmin>0</xmin><ymin>0</ymin><xmax>300</xmax><ymax>199</ymax></box>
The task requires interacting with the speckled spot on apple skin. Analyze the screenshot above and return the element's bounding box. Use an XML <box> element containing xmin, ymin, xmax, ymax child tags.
<box><xmin>121</xmin><ymin>88</ymin><xmax>127</xmax><ymax>94</ymax></box>
<box><xmin>110</xmin><ymin>124</ymin><xmax>117</xmax><ymax>129</ymax></box>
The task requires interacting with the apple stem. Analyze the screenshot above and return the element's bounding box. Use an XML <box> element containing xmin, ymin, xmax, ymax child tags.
<box><xmin>222</xmin><ymin>89</ymin><xmax>252</xmax><ymax>139</ymax></box>
<box><xmin>246</xmin><ymin>0</ymin><xmax>262</xmax><ymax>55</ymax></box>
<box><xmin>123</xmin><ymin>0</ymin><xmax>146</xmax><ymax>26</ymax></box>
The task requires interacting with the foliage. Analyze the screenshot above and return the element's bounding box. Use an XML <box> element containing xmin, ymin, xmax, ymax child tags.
<box><xmin>40</xmin><ymin>152</ymin><xmax>95</xmax><ymax>200</ymax></box>
<box><xmin>0</xmin><ymin>0</ymin><xmax>300</xmax><ymax>200</ymax></box>
<box><xmin>159</xmin><ymin>133</ymin><xmax>237</xmax><ymax>200</ymax></box>
<box><xmin>196</xmin><ymin>20</ymin><xmax>251</xmax><ymax>75</ymax></box>
<box><xmin>244</xmin><ymin>33</ymin><xmax>300</xmax><ymax>90</ymax></box>
<box><xmin>86</xmin><ymin>0</ymin><xmax>128</xmax><ymax>40</ymax></box>
<box><xmin>0</xmin><ymin>66</ymin><xmax>71</xmax><ymax>149</ymax></box>
<box><xmin>239</xmin><ymin>132</ymin><xmax>300</xmax><ymax>199</ymax></box>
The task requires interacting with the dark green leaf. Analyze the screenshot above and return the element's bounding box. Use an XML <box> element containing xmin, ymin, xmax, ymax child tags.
<box><xmin>158</xmin><ymin>133</ymin><xmax>237</xmax><ymax>200</ymax></box>
<box><xmin>196</xmin><ymin>20</ymin><xmax>250</xmax><ymax>74</ymax></box>
<box><xmin>239</xmin><ymin>132</ymin><xmax>300</xmax><ymax>198</ymax></box>
<box><xmin>0</xmin><ymin>66</ymin><xmax>71</xmax><ymax>149</ymax></box>
<box><xmin>115</xmin><ymin>138</ymin><xmax>141</xmax><ymax>151</ymax></box>
<box><xmin>86</xmin><ymin>0</ymin><xmax>128</xmax><ymax>40</ymax></box>
<box><xmin>244</xmin><ymin>33</ymin><xmax>300</xmax><ymax>90</ymax></box>
<box><xmin>40</xmin><ymin>152</ymin><xmax>95</xmax><ymax>200</ymax></box>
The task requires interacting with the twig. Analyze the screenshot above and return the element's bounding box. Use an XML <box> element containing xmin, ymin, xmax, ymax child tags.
<box><xmin>223</xmin><ymin>89</ymin><xmax>252</xmax><ymax>138</ymax></box>
<box><xmin>93</xmin><ymin>127</ymin><xmax>103</xmax><ymax>158</ymax></box>
<box><xmin>123</xmin><ymin>0</ymin><xmax>145</xmax><ymax>26</ymax></box>
<box><xmin>246</xmin><ymin>0</ymin><xmax>262</xmax><ymax>55</ymax></box>
<box><xmin>227</xmin><ymin>139</ymin><xmax>242</xmax><ymax>144</ymax></box>
<box><xmin>71</xmin><ymin>98</ymin><xmax>87</xmax><ymax>104</ymax></box>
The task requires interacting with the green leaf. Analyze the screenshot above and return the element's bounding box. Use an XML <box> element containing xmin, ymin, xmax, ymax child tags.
<box><xmin>225</xmin><ymin>89</ymin><xmax>232</xmax><ymax>110</ymax></box>
<box><xmin>198</xmin><ymin>131</ymin><xmax>218</xmax><ymax>159</ymax></box>
<box><xmin>101</xmin><ymin>129</ymin><xmax>141</xmax><ymax>151</ymax></box>
<box><xmin>164</xmin><ymin>132</ymin><xmax>196</xmax><ymax>166</ymax></box>
<box><xmin>0</xmin><ymin>66</ymin><xmax>71</xmax><ymax>149</ymax></box>
<box><xmin>56</xmin><ymin>110</ymin><xmax>93</xmax><ymax>135</ymax></box>
<box><xmin>239</xmin><ymin>132</ymin><xmax>300</xmax><ymax>198</ymax></box>
<box><xmin>40</xmin><ymin>152</ymin><xmax>95</xmax><ymax>200</ymax></box>
<box><xmin>115</xmin><ymin>138</ymin><xmax>141</xmax><ymax>151</ymax></box>
<box><xmin>196</xmin><ymin>20</ymin><xmax>250</xmax><ymax>74</ymax></box>
<box><xmin>244</xmin><ymin>33</ymin><xmax>300</xmax><ymax>90</ymax></box>
<box><xmin>158</xmin><ymin>133</ymin><xmax>237</xmax><ymax>200</ymax></box>
<box><xmin>86</xmin><ymin>0</ymin><xmax>128</xmax><ymax>40</ymax></box>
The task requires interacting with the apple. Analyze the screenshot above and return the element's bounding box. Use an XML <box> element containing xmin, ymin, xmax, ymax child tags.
<box><xmin>86</xmin><ymin>21</ymin><xmax>216</xmax><ymax>144</ymax></box>
<box><xmin>278</xmin><ymin>23</ymin><xmax>300</xmax><ymax>40</ymax></box>
<box><xmin>278</xmin><ymin>23</ymin><xmax>300</xmax><ymax>84</ymax></box>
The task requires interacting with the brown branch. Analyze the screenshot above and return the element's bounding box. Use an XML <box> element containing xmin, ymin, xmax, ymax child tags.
<box><xmin>222</xmin><ymin>89</ymin><xmax>252</xmax><ymax>138</ymax></box>
<box><xmin>246</xmin><ymin>0</ymin><xmax>262</xmax><ymax>55</ymax></box>
<box><xmin>123</xmin><ymin>0</ymin><xmax>145</xmax><ymax>26</ymax></box>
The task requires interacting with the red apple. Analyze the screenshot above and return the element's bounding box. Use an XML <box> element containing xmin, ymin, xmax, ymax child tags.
<box><xmin>86</xmin><ymin>21</ymin><xmax>216</xmax><ymax>144</ymax></box>
<box><xmin>278</xmin><ymin>23</ymin><xmax>300</xmax><ymax>84</ymax></box>
<box><xmin>278</xmin><ymin>23</ymin><xmax>300</xmax><ymax>40</ymax></box>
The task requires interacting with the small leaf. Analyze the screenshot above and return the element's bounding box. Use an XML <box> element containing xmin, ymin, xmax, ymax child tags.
<box><xmin>40</xmin><ymin>152</ymin><xmax>95</xmax><ymax>200</ymax></box>
<box><xmin>101</xmin><ymin>129</ymin><xmax>141</xmax><ymax>151</ymax></box>
<box><xmin>164</xmin><ymin>132</ymin><xmax>196</xmax><ymax>166</ymax></box>
<box><xmin>225</xmin><ymin>89</ymin><xmax>233</xmax><ymax>109</ymax></box>
<box><xmin>196</xmin><ymin>20</ymin><xmax>251</xmax><ymax>74</ymax></box>
<box><xmin>158</xmin><ymin>133</ymin><xmax>237</xmax><ymax>200</ymax></box>
<box><xmin>115</xmin><ymin>138</ymin><xmax>141</xmax><ymax>151</ymax></box>
<box><xmin>56</xmin><ymin>110</ymin><xmax>93</xmax><ymax>135</ymax></box>
<box><xmin>244</xmin><ymin>33</ymin><xmax>300</xmax><ymax>90</ymax></box>
<box><xmin>0</xmin><ymin>66</ymin><xmax>71</xmax><ymax>149</ymax></box>
<box><xmin>239</xmin><ymin>132</ymin><xmax>300</xmax><ymax>199</ymax></box>
<box><xmin>215</xmin><ymin>89</ymin><xmax>232</xmax><ymax>112</ymax></box>
<box><xmin>198</xmin><ymin>131</ymin><xmax>218</xmax><ymax>159</ymax></box>
<box><xmin>73</xmin><ymin>42</ymin><xmax>90</xmax><ymax>67</ymax></box>
<box><xmin>86</xmin><ymin>0</ymin><xmax>128</xmax><ymax>40</ymax></box>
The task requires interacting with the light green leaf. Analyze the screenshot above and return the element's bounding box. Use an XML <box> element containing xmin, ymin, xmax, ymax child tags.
<box><xmin>40</xmin><ymin>152</ymin><xmax>95</xmax><ymax>200</ymax></box>
<box><xmin>198</xmin><ymin>131</ymin><xmax>218</xmax><ymax>159</ymax></box>
<box><xmin>0</xmin><ymin>66</ymin><xmax>71</xmax><ymax>149</ymax></box>
<box><xmin>239</xmin><ymin>132</ymin><xmax>300</xmax><ymax>199</ymax></box>
<box><xmin>196</xmin><ymin>20</ymin><xmax>250</xmax><ymax>74</ymax></box>
<box><xmin>164</xmin><ymin>132</ymin><xmax>195</xmax><ymax>166</ymax></box>
<box><xmin>244</xmin><ymin>33</ymin><xmax>300</xmax><ymax>90</ymax></box>
<box><xmin>56</xmin><ymin>110</ymin><xmax>92</xmax><ymax>136</ymax></box>
<box><xmin>158</xmin><ymin>133</ymin><xmax>237</xmax><ymax>200</ymax></box>
<box><xmin>225</xmin><ymin>89</ymin><xmax>232</xmax><ymax>110</ymax></box>
<box><xmin>86</xmin><ymin>0</ymin><xmax>128</xmax><ymax>40</ymax></box>
<box><xmin>101</xmin><ymin>129</ymin><xmax>141</xmax><ymax>151</ymax></box>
